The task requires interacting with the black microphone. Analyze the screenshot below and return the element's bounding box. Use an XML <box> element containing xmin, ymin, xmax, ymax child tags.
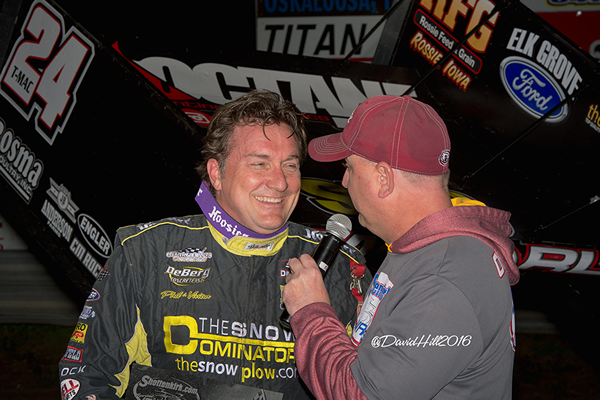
<box><xmin>280</xmin><ymin>214</ymin><xmax>352</xmax><ymax>330</ymax></box>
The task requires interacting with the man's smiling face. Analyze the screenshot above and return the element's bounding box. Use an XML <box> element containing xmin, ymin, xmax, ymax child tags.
<box><xmin>209</xmin><ymin>123</ymin><xmax>301</xmax><ymax>235</ymax></box>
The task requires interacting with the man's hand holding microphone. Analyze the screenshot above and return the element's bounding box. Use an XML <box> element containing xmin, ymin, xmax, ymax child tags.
<box><xmin>280</xmin><ymin>214</ymin><xmax>352</xmax><ymax>329</ymax></box>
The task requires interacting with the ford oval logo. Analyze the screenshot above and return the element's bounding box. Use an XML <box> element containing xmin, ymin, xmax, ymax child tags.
<box><xmin>500</xmin><ymin>56</ymin><xmax>567</xmax><ymax>123</ymax></box>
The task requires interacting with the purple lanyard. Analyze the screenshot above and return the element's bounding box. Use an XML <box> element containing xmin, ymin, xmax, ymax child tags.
<box><xmin>195</xmin><ymin>181</ymin><xmax>288</xmax><ymax>240</ymax></box>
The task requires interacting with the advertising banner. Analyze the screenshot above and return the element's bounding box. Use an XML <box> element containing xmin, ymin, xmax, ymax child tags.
<box><xmin>521</xmin><ymin>0</ymin><xmax>600</xmax><ymax>61</ymax></box>
<box><xmin>2</xmin><ymin>0</ymin><xmax>600</xmax><ymax>302</ymax></box>
<box><xmin>256</xmin><ymin>0</ymin><xmax>395</xmax><ymax>61</ymax></box>
<box><xmin>387</xmin><ymin>0</ymin><xmax>600</xmax><ymax>254</ymax></box>
<box><xmin>0</xmin><ymin>0</ymin><xmax>206</xmax><ymax>296</ymax></box>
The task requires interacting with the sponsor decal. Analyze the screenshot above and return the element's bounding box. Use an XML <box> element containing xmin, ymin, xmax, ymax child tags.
<box><xmin>167</xmin><ymin>248</ymin><xmax>212</xmax><ymax>263</ymax></box>
<box><xmin>132</xmin><ymin>375</ymin><xmax>200</xmax><ymax>400</ymax></box>
<box><xmin>182</xmin><ymin>109</ymin><xmax>211</xmax><ymax>127</ymax></box>
<box><xmin>0</xmin><ymin>118</ymin><xmax>44</xmax><ymax>203</ymax></box>
<box><xmin>60</xmin><ymin>365</ymin><xmax>86</xmax><ymax>377</ymax></box>
<box><xmin>165</xmin><ymin>265</ymin><xmax>212</xmax><ymax>286</ymax></box>
<box><xmin>407</xmin><ymin>0</ymin><xmax>500</xmax><ymax>91</ymax></box>
<box><xmin>493</xmin><ymin>252</ymin><xmax>506</xmax><ymax>278</ymax></box>
<box><xmin>161</xmin><ymin>290</ymin><xmax>212</xmax><ymax>300</ymax></box>
<box><xmin>44</xmin><ymin>179</ymin><xmax>108</xmax><ymax>276</ymax></box>
<box><xmin>60</xmin><ymin>378</ymin><xmax>80</xmax><ymax>400</ymax></box>
<box><xmin>352</xmin><ymin>272</ymin><xmax>394</xmax><ymax>346</ymax></box>
<box><xmin>79</xmin><ymin>305</ymin><xmax>95</xmax><ymax>320</ymax></box>
<box><xmin>78</xmin><ymin>214</ymin><xmax>112</xmax><ymax>258</ymax></box>
<box><xmin>136</xmin><ymin>221</ymin><xmax>157</xmax><ymax>231</ymax></box>
<box><xmin>413</xmin><ymin>10</ymin><xmax>483</xmax><ymax>74</ymax></box>
<box><xmin>207</xmin><ymin>205</ymin><xmax>250</xmax><ymax>238</ymax></box>
<box><xmin>257</xmin><ymin>15</ymin><xmax>385</xmax><ymax>61</ymax></box>
<box><xmin>371</xmin><ymin>334</ymin><xmax>472</xmax><ymax>348</ymax></box>
<box><xmin>43</xmin><ymin>178</ymin><xmax>111</xmax><ymax>275</ymax></box>
<box><xmin>69</xmin><ymin>236</ymin><xmax>104</xmax><ymax>277</ymax></box>
<box><xmin>585</xmin><ymin>104</ymin><xmax>600</xmax><ymax>133</ymax></box>
<box><xmin>164</xmin><ymin>315</ymin><xmax>297</xmax><ymax>384</ymax></box>
<box><xmin>47</xmin><ymin>178</ymin><xmax>79</xmax><ymax>222</ymax></box>
<box><xmin>502</xmin><ymin>27</ymin><xmax>583</xmax><ymax>121</ymax></box>
<box><xmin>279</xmin><ymin>268</ymin><xmax>290</xmax><ymax>279</ymax></box>
<box><xmin>500</xmin><ymin>56</ymin><xmax>567</xmax><ymax>122</ymax></box>
<box><xmin>70</xmin><ymin>322</ymin><xmax>88</xmax><ymax>344</ymax></box>
<box><xmin>301</xmin><ymin>227</ymin><xmax>326</xmax><ymax>242</ymax></box>
<box><xmin>86</xmin><ymin>288</ymin><xmax>100</xmax><ymax>301</ymax></box>
<box><xmin>62</xmin><ymin>346</ymin><xmax>83</xmax><ymax>363</ymax></box>
<box><xmin>516</xmin><ymin>243</ymin><xmax>600</xmax><ymax>275</ymax></box>
<box><xmin>46</xmin><ymin>178</ymin><xmax>79</xmax><ymax>223</ymax></box>
<box><xmin>114</xmin><ymin>45</ymin><xmax>414</xmax><ymax>130</ymax></box>
<box><xmin>41</xmin><ymin>199</ymin><xmax>74</xmax><ymax>241</ymax></box>
<box><xmin>97</xmin><ymin>265</ymin><xmax>110</xmax><ymax>281</ymax></box>
<box><xmin>438</xmin><ymin>149</ymin><xmax>450</xmax><ymax>167</ymax></box>
<box><xmin>409</xmin><ymin>31</ymin><xmax>472</xmax><ymax>91</ymax></box>
<box><xmin>244</xmin><ymin>241</ymin><xmax>275</xmax><ymax>252</ymax></box>
<box><xmin>0</xmin><ymin>0</ymin><xmax>95</xmax><ymax>145</ymax></box>
<box><xmin>256</xmin><ymin>0</ymin><xmax>392</xmax><ymax>61</ymax></box>
<box><xmin>418</xmin><ymin>0</ymin><xmax>498</xmax><ymax>54</ymax></box>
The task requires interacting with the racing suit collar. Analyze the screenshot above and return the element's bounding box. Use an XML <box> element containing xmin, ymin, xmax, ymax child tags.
<box><xmin>196</xmin><ymin>182</ymin><xmax>290</xmax><ymax>255</ymax></box>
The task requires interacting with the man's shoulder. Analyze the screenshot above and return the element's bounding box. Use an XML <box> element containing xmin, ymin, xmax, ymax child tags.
<box><xmin>116</xmin><ymin>214</ymin><xmax>208</xmax><ymax>243</ymax></box>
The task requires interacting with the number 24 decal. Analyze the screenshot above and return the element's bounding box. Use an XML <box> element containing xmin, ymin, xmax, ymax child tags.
<box><xmin>1</xmin><ymin>0</ymin><xmax>94</xmax><ymax>145</ymax></box>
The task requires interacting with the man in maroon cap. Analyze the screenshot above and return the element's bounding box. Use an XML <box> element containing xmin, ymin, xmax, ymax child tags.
<box><xmin>283</xmin><ymin>95</ymin><xmax>519</xmax><ymax>399</ymax></box>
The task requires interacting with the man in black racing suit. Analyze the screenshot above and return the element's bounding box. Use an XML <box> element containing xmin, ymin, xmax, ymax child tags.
<box><xmin>58</xmin><ymin>89</ymin><xmax>370</xmax><ymax>400</ymax></box>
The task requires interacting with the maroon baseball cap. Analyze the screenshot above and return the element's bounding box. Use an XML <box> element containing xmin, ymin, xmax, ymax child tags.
<box><xmin>308</xmin><ymin>95</ymin><xmax>451</xmax><ymax>175</ymax></box>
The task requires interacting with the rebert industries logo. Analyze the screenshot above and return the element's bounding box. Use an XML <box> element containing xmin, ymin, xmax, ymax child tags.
<box><xmin>165</xmin><ymin>265</ymin><xmax>211</xmax><ymax>286</ymax></box>
<box><xmin>500</xmin><ymin>56</ymin><xmax>567</xmax><ymax>123</ymax></box>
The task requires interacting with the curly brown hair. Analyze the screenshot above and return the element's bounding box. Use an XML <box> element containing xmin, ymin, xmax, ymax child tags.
<box><xmin>196</xmin><ymin>89</ymin><xmax>307</xmax><ymax>194</ymax></box>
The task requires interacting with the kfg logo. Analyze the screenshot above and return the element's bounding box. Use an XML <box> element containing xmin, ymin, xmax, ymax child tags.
<box><xmin>0</xmin><ymin>0</ymin><xmax>95</xmax><ymax>145</ymax></box>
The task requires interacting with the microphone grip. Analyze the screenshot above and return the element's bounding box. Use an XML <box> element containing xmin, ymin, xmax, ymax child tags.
<box><xmin>280</xmin><ymin>234</ymin><xmax>344</xmax><ymax>330</ymax></box>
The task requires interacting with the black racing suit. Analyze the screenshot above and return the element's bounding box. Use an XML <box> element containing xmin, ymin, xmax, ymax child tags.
<box><xmin>59</xmin><ymin>214</ymin><xmax>369</xmax><ymax>399</ymax></box>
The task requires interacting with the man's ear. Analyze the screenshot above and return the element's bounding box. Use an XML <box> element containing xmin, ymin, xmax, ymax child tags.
<box><xmin>376</xmin><ymin>162</ymin><xmax>394</xmax><ymax>199</ymax></box>
<box><xmin>207</xmin><ymin>159</ymin><xmax>222</xmax><ymax>191</ymax></box>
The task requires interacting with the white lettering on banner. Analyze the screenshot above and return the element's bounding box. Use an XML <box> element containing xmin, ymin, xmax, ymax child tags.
<box><xmin>536</xmin><ymin>40</ymin><xmax>582</xmax><ymax>95</ymax></box>
<box><xmin>418</xmin><ymin>0</ymin><xmax>498</xmax><ymax>53</ymax></box>
<box><xmin>41</xmin><ymin>199</ymin><xmax>74</xmax><ymax>241</ymax></box>
<box><xmin>517</xmin><ymin>244</ymin><xmax>600</xmax><ymax>275</ymax></box>
<box><xmin>134</xmin><ymin>58</ymin><xmax>413</xmax><ymax>129</ymax></box>
<box><xmin>0</xmin><ymin>117</ymin><xmax>44</xmax><ymax>203</ymax></box>
<box><xmin>69</xmin><ymin>237</ymin><xmax>103</xmax><ymax>277</ymax></box>
<box><xmin>506</xmin><ymin>28</ymin><xmax>539</xmax><ymax>58</ymax></box>
<box><xmin>78</xmin><ymin>214</ymin><xmax>112</xmax><ymax>258</ymax></box>
<box><xmin>261</xmin><ymin>0</ymin><xmax>384</xmax><ymax>13</ymax></box>
<box><xmin>256</xmin><ymin>16</ymin><xmax>384</xmax><ymax>59</ymax></box>
<box><xmin>0</xmin><ymin>0</ymin><xmax>94</xmax><ymax>145</ymax></box>
<box><xmin>506</xmin><ymin>27</ymin><xmax>582</xmax><ymax>95</ymax></box>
